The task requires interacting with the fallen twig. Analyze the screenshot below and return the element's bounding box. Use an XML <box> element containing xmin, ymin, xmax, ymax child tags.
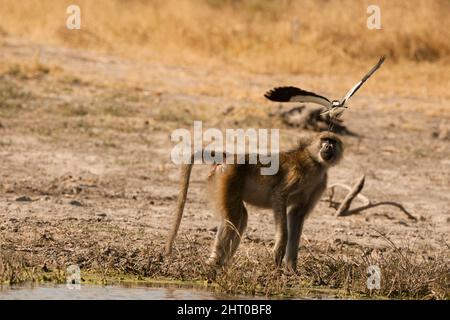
<box><xmin>328</xmin><ymin>182</ymin><xmax>370</xmax><ymax>206</ymax></box>
<box><xmin>333</xmin><ymin>175</ymin><xmax>367</xmax><ymax>216</ymax></box>
<box><xmin>343</xmin><ymin>201</ymin><xmax>417</xmax><ymax>221</ymax></box>
<box><xmin>328</xmin><ymin>175</ymin><xmax>417</xmax><ymax>221</ymax></box>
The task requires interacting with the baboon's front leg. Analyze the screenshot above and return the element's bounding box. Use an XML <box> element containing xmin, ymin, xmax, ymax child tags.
<box><xmin>271</xmin><ymin>195</ymin><xmax>288</xmax><ymax>267</ymax></box>
<box><xmin>284</xmin><ymin>206</ymin><xmax>306</xmax><ymax>272</ymax></box>
<box><xmin>284</xmin><ymin>182</ymin><xmax>327</xmax><ymax>271</ymax></box>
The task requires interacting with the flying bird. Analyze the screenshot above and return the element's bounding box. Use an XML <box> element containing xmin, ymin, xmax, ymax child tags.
<box><xmin>264</xmin><ymin>56</ymin><xmax>385</xmax><ymax>120</ymax></box>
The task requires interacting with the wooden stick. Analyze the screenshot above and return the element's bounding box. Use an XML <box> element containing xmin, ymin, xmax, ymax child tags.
<box><xmin>335</xmin><ymin>175</ymin><xmax>366</xmax><ymax>216</ymax></box>
<box><xmin>328</xmin><ymin>182</ymin><xmax>371</xmax><ymax>206</ymax></box>
<box><xmin>328</xmin><ymin>175</ymin><xmax>417</xmax><ymax>221</ymax></box>
<box><xmin>344</xmin><ymin>201</ymin><xmax>418</xmax><ymax>221</ymax></box>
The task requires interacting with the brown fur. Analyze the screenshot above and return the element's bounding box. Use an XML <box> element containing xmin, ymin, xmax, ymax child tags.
<box><xmin>165</xmin><ymin>132</ymin><xmax>343</xmax><ymax>271</ymax></box>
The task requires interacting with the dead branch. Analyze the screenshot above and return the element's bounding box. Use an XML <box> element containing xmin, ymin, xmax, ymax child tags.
<box><xmin>328</xmin><ymin>175</ymin><xmax>417</xmax><ymax>221</ymax></box>
<box><xmin>344</xmin><ymin>202</ymin><xmax>417</xmax><ymax>221</ymax></box>
<box><xmin>329</xmin><ymin>180</ymin><xmax>370</xmax><ymax>207</ymax></box>
<box><xmin>334</xmin><ymin>175</ymin><xmax>366</xmax><ymax>216</ymax></box>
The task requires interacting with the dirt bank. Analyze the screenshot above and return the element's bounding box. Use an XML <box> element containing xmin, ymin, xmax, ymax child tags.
<box><xmin>0</xmin><ymin>38</ymin><xmax>448</xmax><ymax>298</ymax></box>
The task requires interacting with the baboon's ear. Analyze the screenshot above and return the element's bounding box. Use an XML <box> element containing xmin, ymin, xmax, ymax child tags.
<box><xmin>264</xmin><ymin>86</ymin><xmax>331</xmax><ymax>108</ymax></box>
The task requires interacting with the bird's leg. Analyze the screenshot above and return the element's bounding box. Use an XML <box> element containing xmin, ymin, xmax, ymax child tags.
<box><xmin>329</xmin><ymin>119</ymin><xmax>335</xmax><ymax>132</ymax></box>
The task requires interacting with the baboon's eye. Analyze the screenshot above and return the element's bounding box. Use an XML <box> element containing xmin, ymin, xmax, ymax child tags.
<box><xmin>322</xmin><ymin>139</ymin><xmax>333</xmax><ymax>148</ymax></box>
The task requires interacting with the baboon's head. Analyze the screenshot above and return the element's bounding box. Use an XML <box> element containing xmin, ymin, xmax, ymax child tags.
<box><xmin>310</xmin><ymin>131</ymin><xmax>343</xmax><ymax>166</ymax></box>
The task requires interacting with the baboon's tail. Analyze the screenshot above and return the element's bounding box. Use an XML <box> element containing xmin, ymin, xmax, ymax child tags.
<box><xmin>165</xmin><ymin>162</ymin><xmax>194</xmax><ymax>255</ymax></box>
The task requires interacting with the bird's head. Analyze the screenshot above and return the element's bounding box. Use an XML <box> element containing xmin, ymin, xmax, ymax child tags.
<box><xmin>331</xmin><ymin>100</ymin><xmax>341</xmax><ymax>107</ymax></box>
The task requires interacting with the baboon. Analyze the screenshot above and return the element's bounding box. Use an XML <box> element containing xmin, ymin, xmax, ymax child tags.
<box><xmin>165</xmin><ymin>131</ymin><xmax>343</xmax><ymax>271</ymax></box>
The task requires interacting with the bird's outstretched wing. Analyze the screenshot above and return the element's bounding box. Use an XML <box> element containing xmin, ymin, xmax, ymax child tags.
<box><xmin>264</xmin><ymin>86</ymin><xmax>332</xmax><ymax>108</ymax></box>
<box><xmin>340</xmin><ymin>56</ymin><xmax>385</xmax><ymax>106</ymax></box>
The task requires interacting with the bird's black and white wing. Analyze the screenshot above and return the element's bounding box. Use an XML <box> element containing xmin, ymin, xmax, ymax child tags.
<box><xmin>340</xmin><ymin>56</ymin><xmax>385</xmax><ymax>106</ymax></box>
<box><xmin>264</xmin><ymin>86</ymin><xmax>332</xmax><ymax>108</ymax></box>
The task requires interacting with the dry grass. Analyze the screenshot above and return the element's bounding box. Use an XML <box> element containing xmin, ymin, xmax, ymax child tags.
<box><xmin>1</xmin><ymin>238</ymin><xmax>448</xmax><ymax>299</ymax></box>
<box><xmin>2</xmin><ymin>1</ymin><xmax>450</xmax><ymax>98</ymax></box>
<box><xmin>0</xmin><ymin>76</ymin><xmax>33</xmax><ymax>117</ymax></box>
<box><xmin>1</xmin><ymin>0</ymin><xmax>449</xmax><ymax>74</ymax></box>
<box><xmin>1</xmin><ymin>205</ymin><xmax>448</xmax><ymax>300</ymax></box>
<box><xmin>0</xmin><ymin>251</ymin><xmax>65</xmax><ymax>284</ymax></box>
<box><xmin>0</xmin><ymin>1</ymin><xmax>448</xmax><ymax>300</ymax></box>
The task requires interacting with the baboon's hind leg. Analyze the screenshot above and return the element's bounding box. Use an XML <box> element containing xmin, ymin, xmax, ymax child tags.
<box><xmin>208</xmin><ymin>202</ymin><xmax>248</xmax><ymax>267</ymax></box>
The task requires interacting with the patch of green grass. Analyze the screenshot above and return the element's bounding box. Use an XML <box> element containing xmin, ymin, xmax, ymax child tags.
<box><xmin>56</xmin><ymin>98</ymin><xmax>139</xmax><ymax>119</ymax></box>
<box><xmin>0</xmin><ymin>79</ymin><xmax>32</xmax><ymax>117</ymax></box>
<box><xmin>57</xmin><ymin>102</ymin><xmax>134</xmax><ymax>118</ymax></box>
<box><xmin>107</xmin><ymin>90</ymin><xmax>141</xmax><ymax>104</ymax></box>
<box><xmin>58</xmin><ymin>103</ymin><xmax>90</xmax><ymax>117</ymax></box>
<box><xmin>30</xmin><ymin>126</ymin><xmax>54</xmax><ymax>137</ymax></box>
<box><xmin>100</xmin><ymin>104</ymin><xmax>134</xmax><ymax>117</ymax></box>
<box><xmin>59</xmin><ymin>75</ymin><xmax>88</xmax><ymax>86</ymax></box>
<box><xmin>155</xmin><ymin>103</ymin><xmax>212</xmax><ymax>125</ymax></box>
<box><xmin>4</xmin><ymin>62</ymin><xmax>50</xmax><ymax>80</ymax></box>
<box><xmin>5</xmin><ymin>64</ymin><xmax>22</xmax><ymax>77</ymax></box>
<box><xmin>0</xmin><ymin>251</ymin><xmax>64</xmax><ymax>285</ymax></box>
<box><xmin>100</xmin><ymin>141</ymin><xmax>119</xmax><ymax>149</ymax></box>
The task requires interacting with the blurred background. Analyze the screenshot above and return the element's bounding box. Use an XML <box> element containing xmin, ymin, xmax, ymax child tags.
<box><xmin>1</xmin><ymin>0</ymin><xmax>449</xmax><ymax>87</ymax></box>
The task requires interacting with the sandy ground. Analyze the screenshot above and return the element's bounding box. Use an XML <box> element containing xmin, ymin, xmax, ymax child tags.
<box><xmin>0</xmin><ymin>37</ymin><xmax>449</xmax><ymax>296</ymax></box>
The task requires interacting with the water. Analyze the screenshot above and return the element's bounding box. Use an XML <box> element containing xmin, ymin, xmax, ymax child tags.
<box><xmin>0</xmin><ymin>283</ymin><xmax>238</xmax><ymax>300</ymax></box>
